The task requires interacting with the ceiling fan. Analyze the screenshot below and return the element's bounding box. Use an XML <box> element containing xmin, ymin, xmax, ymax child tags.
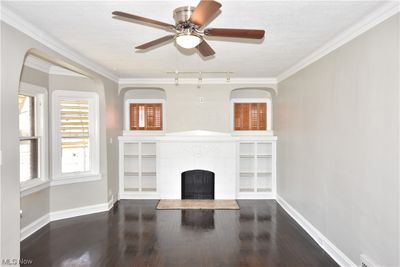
<box><xmin>112</xmin><ymin>0</ymin><xmax>265</xmax><ymax>57</ymax></box>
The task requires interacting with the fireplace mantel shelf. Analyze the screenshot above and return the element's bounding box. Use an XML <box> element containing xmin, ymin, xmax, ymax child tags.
<box><xmin>118</xmin><ymin>130</ymin><xmax>277</xmax><ymax>142</ymax></box>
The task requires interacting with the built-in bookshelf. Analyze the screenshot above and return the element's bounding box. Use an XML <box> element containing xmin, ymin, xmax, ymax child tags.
<box><xmin>119</xmin><ymin>140</ymin><xmax>158</xmax><ymax>197</ymax></box>
<box><xmin>238</xmin><ymin>140</ymin><xmax>276</xmax><ymax>197</ymax></box>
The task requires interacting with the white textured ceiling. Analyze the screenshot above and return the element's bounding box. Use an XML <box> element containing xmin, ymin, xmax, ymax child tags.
<box><xmin>3</xmin><ymin>1</ymin><xmax>386</xmax><ymax>78</ymax></box>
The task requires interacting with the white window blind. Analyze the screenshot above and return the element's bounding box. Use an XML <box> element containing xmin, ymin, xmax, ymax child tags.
<box><xmin>60</xmin><ymin>100</ymin><xmax>90</xmax><ymax>173</ymax></box>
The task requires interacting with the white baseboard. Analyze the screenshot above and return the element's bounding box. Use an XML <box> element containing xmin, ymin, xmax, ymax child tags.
<box><xmin>50</xmin><ymin>202</ymin><xmax>110</xmax><ymax>221</ymax></box>
<box><xmin>236</xmin><ymin>192</ymin><xmax>276</xmax><ymax>199</ymax></box>
<box><xmin>21</xmin><ymin>199</ymin><xmax>116</xmax><ymax>241</ymax></box>
<box><xmin>276</xmin><ymin>195</ymin><xmax>357</xmax><ymax>267</ymax></box>
<box><xmin>119</xmin><ymin>192</ymin><xmax>160</xmax><ymax>199</ymax></box>
<box><xmin>20</xmin><ymin>214</ymin><xmax>50</xmax><ymax>241</ymax></box>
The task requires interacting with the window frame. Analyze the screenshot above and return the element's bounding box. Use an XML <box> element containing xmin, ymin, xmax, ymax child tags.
<box><xmin>52</xmin><ymin>90</ymin><xmax>100</xmax><ymax>185</ymax></box>
<box><xmin>19</xmin><ymin>82</ymin><xmax>49</xmax><ymax>196</ymax></box>
<box><xmin>231</xmin><ymin>98</ymin><xmax>273</xmax><ymax>135</ymax></box>
<box><xmin>124</xmin><ymin>99</ymin><xmax>166</xmax><ymax>135</ymax></box>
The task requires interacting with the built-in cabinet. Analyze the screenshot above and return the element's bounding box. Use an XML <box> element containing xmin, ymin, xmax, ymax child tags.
<box><xmin>119</xmin><ymin>139</ymin><xmax>158</xmax><ymax>198</ymax></box>
<box><xmin>237</xmin><ymin>138</ymin><xmax>276</xmax><ymax>199</ymax></box>
<box><xmin>118</xmin><ymin>133</ymin><xmax>276</xmax><ymax>199</ymax></box>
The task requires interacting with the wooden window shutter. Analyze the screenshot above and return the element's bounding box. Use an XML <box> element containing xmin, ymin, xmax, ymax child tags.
<box><xmin>234</xmin><ymin>102</ymin><xmax>267</xmax><ymax>131</ymax></box>
<box><xmin>258</xmin><ymin>103</ymin><xmax>267</xmax><ymax>130</ymax></box>
<box><xmin>129</xmin><ymin>103</ymin><xmax>162</xmax><ymax>131</ymax></box>
<box><xmin>129</xmin><ymin>104</ymin><xmax>139</xmax><ymax>130</ymax></box>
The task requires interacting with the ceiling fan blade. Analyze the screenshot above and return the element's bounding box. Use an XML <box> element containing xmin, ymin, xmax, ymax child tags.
<box><xmin>135</xmin><ymin>35</ymin><xmax>175</xmax><ymax>50</ymax></box>
<box><xmin>112</xmin><ymin>11</ymin><xmax>175</xmax><ymax>30</ymax></box>
<box><xmin>196</xmin><ymin>40</ymin><xmax>215</xmax><ymax>57</ymax></box>
<box><xmin>189</xmin><ymin>0</ymin><xmax>222</xmax><ymax>27</ymax></box>
<box><xmin>205</xmin><ymin>28</ymin><xmax>265</xmax><ymax>39</ymax></box>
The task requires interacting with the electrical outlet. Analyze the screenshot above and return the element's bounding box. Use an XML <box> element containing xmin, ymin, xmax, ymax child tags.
<box><xmin>199</xmin><ymin>97</ymin><xmax>205</xmax><ymax>103</ymax></box>
<box><xmin>360</xmin><ymin>254</ymin><xmax>375</xmax><ymax>267</ymax></box>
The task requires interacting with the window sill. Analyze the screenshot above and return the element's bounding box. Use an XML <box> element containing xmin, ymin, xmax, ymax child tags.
<box><xmin>123</xmin><ymin>130</ymin><xmax>165</xmax><ymax>136</ymax></box>
<box><xmin>51</xmin><ymin>173</ymin><xmax>102</xmax><ymax>186</ymax></box>
<box><xmin>231</xmin><ymin>130</ymin><xmax>274</xmax><ymax>136</ymax></box>
<box><xmin>21</xmin><ymin>179</ymin><xmax>50</xmax><ymax>197</ymax></box>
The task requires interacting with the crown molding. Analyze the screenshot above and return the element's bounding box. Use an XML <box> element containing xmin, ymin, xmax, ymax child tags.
<box><xmin>24</xmin><ymin>55</ymin><xmax>51</xmax><ymax>73</ymax></box>
<box><xmin>1</xmin><ymin>6</ymin><xmax>118</xmax><ymax>82</ymax></box>
<box><xmin>24</xmin><ymin>55</ymin><xmax>85</xmax><ymax>77</ymax></box>
<box><xmin>49</xmin><ymin>66</ymin><xmax>85</xmax><ymax>78</ymax></box>
<box><xmin>119</xmin><ymin>77</ymin><xmax>277</xmax><ymax>86</ymax></box>
<box><xmin>276</xmin><ymin>1</ymin><xmax>400</xmax><ymax>83</ymax></box>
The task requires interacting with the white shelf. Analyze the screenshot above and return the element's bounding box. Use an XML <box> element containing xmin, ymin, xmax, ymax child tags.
<box><xmin>124</xmin><ymin>154</ymin><xmax>139</xmax><ymax>158</ymax></box>
<box><xmin>142</xmin><ymin>172</ymin><xmax>156</xmax><ymax>176</ymax></box>
<box><xmin>240</xmin><ymin>155</ymin><xmax>255</xmax><ymax>158</ymax></box>
<box><xmin>142</xmin><ymin>154</ymin><xmax>156</xmax><ymax>158</ymax></box>
<box><xmin>120</xmin><ymin>141</ymin><xmax>158</xmax><ymax>195</ymax></box>
<box><xmin>238</xmin><ymin>140</ymin><xmax>275</xmax><ymax>195</ymax></box>
<box><xmin>257</xmin><ymin>154</ymin><xmax>272</xmax><ymax>158</ymax></box>
<box><xmin>124</xmin><ymin>172</ymin><xmax>139</xmax><ymax>176</ymax></box>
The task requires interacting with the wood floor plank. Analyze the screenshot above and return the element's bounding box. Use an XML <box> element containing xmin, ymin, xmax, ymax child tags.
<box><xmin>20</xmin><ymin>200</ymin><xmax>339</xmax><ymax>267</ymax></box>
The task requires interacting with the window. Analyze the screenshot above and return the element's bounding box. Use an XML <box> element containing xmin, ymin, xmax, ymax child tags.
<box><xmin>130</xmin><ymin>103</ymin><xmax>162</xmax><ymax>130</ymax></box>
<box><xmin>124</xmin><ymin>99</ymin><xmax>165</xmax><ymax>134</ymax></box>
<box><xmin>231</xmin><ymin>98</ymin><xmax>272</xmax><ymax>133</ymax></box>
<box><xmin>19</xmin><ymin>82</ymin><xmax>49</xmax><ymax>195</ymax></box>
<box><xmin>234</xmin><ymin>103</ymin><xmax>266</xmax><ymax>130</ymax></box>
<box><xmin>52</xmin><ymin>90</ymin><xmax>99</xmax><ymax>183</ymax></box>
<box><xmin>19</xmin><ymin>94</ymin><xmax>38</xmax><ymax>182</ymax></box>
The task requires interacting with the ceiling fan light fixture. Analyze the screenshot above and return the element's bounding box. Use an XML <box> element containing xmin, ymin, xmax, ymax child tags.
<box><xmin>175</xmin><ymin>32</ymin><xmax>202</xmax><ymax>49</ymax></box>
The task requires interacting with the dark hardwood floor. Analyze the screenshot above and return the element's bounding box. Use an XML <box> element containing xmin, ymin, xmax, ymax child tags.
<box><xmin>21</xmin><ymin>200</ymin><xmax>338</xmax><ymax>267</ymax></box>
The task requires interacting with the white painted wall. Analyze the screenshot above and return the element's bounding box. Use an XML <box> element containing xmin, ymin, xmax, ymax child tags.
<box><xmin>19</xmin><ymin>66</ymin><xmax>50</xmax><ymax>229</ymax></box>
<box><xmin>274</xmin><ymin>14</ymin><xmax>399</xmax><ymax>266</ymax></box>
<box><xmin>121</xmin><ymin>86</ymin><xmax>274</xmax><ymax>133</ymax></box>
<box><xmin>1</xmin><ymin>21</ymin><xmax>121</xmax><ymax>261</ymax></box>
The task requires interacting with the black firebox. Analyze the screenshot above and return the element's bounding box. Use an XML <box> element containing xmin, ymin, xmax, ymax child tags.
<box><xmin>181</xmin><ymin>170</ymin><xmax>215</xmax><ymax>199</ymax></box>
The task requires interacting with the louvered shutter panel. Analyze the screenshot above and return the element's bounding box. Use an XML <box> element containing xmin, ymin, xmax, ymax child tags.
<box><xmin>60</xmin><ymin>100</ymin><xmax>89</xmax><ymax>148</ymax></box>
<box><xmin>129</xmin><ymin>104</ymin><xmax>139</xmax><ymax>130</ymax></box>
<box><xmin>234</xmin><ymin>102</ymin><xmax>267</xmax><ymax>131</ymax></box>
<box><xmin>258</xmin><ymin>103</ymin><xmax>267</xmax><ymax>130</ymax></box>
<box><xmin>234</xmin><ymin>103</ymin><xmax>242</xmax><ymax>130</ymax></box>
<box><xmin>129</xmin><ymin>103</ymin><xmax>162</xmax><ymax>130</ymax></box>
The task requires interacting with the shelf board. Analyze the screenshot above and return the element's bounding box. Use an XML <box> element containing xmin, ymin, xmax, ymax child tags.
<box><xmin>257</xmin><ymin>172</ymin><xmax>272</xmax><ymax>175</ymax></box>
<box><xmin>142</xmin><ymin>188</ymin><xmax>156</xmax><ymax>192</ymax></box>
<box><xmin>240</xmin><ymin>155</ymin><xmax>255</xmax><ymax>158</ymax></box>
<box><xmin>142</xmin><ymin>172</ymin><xmax>156</xmax><ymax>176</ymax></box>
<box><xmin>240</xmin><ymin>172</ymin><xmax>254</xmax><ymax>177</ymax></box>
<box><xmin>124</xmin><ymin>172</ymin><xmax>139</xmax><ymax>177</ymax></box>
<box><xmin>142</xmin><ymin>155</ymin><xmax>156</xmax><ymax>158</ymax></box>
<box><xmin>239</xmin><ymin>188</ymin><xmax>255</xmax><ymax>192</ymax></box>
<box><xmin>257</xmin><ymin>154</ymin><xmax>272</xmax><ymax>158</ymax></box>
<box><xmin>125</xmin><ymin>188</ymin><xmax>139</xmax><ymax>192</ymax></box>
<box><xmin>257</xmin><ymin>188</ymin><xmax>272</xmax><ymax>192</ymax></box>
<box><xmin>124</xmin><ymin>155</ymin><xmax>139</xmax><ymax>158</ymax></box>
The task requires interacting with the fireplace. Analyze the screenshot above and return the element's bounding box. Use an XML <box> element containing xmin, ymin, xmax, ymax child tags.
<box><xmin>181</xmin><ymin>170</ymin><xmax>215</xmax><ymax>199</ymax></box>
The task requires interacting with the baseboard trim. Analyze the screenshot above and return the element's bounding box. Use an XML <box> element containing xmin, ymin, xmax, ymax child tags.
<box><xmin>50</xmin><ymin>202</ymin><xmax>110</xmax><ymax>221</ymax></box>
<box><xmin>20</xmin><ymin>214</ymin><xmax>50</xmax><ymax>241</ymax></box>
<box><xmin>21</xmin><ymin>199</ymin><xmax>116</xmax><ymax>241</ymax></box>
<box><xmin>276</xmin><ymin>195</ymin><xmax>357</xmax><ymax>267</ymax></box>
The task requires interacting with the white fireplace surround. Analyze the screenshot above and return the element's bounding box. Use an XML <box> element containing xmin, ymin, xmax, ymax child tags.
<box><xmin>158</xmin><ymin>131</ymin><xmax>237</xmax><ymax>199</ymax></box>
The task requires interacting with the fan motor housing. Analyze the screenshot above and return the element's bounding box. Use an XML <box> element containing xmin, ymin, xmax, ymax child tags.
<box><xmin>173</xmin><ymin>6</ymin><xmax>195</xmax><ymax>24</ymax></box>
